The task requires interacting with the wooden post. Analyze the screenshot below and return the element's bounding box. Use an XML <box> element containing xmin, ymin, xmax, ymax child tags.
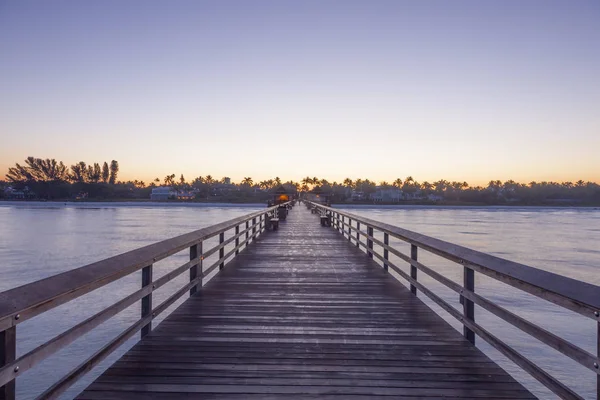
<box><xmin>383</xmin><ymin>233</ymin><xmax>389</xmax><ymax>271</ymax></box>
<box><xmin>367</xmin><ymin>226</ymin><xmax>373</xmax><ymax>258</ymax></box>
<box><xmin>410</xmin><ymin>245</ymin><xmax>417</xmax><ymax>295</ymax></box>
<box><xmin>463</xmin><ymin>266</ymin><xmax>475</xmax><ymax>344</ymax></box>
<box><xmin>245</xmin><ymin>221</ymin><xmax>249</xmax><ymax>247</ymax></box>
<box><xmin>356</xmin><ymin>222</ymin><xmax>360</xmax><ymax>248</ymax></box>
<box><xmin>219</xmin><ymin>232</ymin><xmax>225</xmax><ymax>270</ymax></box>
<box><xmin>595</xmin><ymin>323</ymin><xmax>600</xmax><ymax>400</ymax></box>
<box><xmin>189</xmin><ymin>244</ymin><xmax>199</xmax><ymax>296</ymax></box>
<box><xmin>341</xmin><ymin>215</ymin><xmax>344</xmax><ymax>236</ymax></box>
<box><xmin>0</xmin><ymin>327</ymin><xmax>16</xmax><ymax>400</ymax></box>
<box><xmin>348</xmin><ymin>218</ymin><xmax>352</xmax><ymax>241</ymax></box>
<box><xmin>235</xmin><ymin>226</ymin><xmax>240</xmax><ymax>255</ymax></box>
<box><xmin>141</xmin><ymin>264</ymin><xmax>153</xmax><ymax>338</ymax></box>
<box><xmin>252</xmin><ymin>217</ymin><xmax>256</xmax><ymax>241</ymax></box>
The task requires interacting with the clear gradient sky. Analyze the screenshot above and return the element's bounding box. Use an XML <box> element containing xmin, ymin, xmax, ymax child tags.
<box><xmin>1</xmin><ymin>1</ymin><xmax>599</xmax><ymax>185</ymax></box>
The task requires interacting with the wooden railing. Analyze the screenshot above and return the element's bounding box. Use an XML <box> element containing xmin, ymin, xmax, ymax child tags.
<box><xmin>308</xmin><ymin>201</ymin><xmax>600</xmax><ymax>400</ymax></box>
<box><xmin>0</xmin><ymin>204</ymin><xmax>286</xmax><ymax>400</ymax></box>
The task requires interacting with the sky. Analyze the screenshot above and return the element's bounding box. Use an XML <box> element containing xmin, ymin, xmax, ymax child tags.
<box><xmin>1</xmin><ymin>0</ymin><xmax>599</xmax><ymax>186</ymax></box>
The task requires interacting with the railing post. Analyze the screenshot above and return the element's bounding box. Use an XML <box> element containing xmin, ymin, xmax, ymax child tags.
<box><xmin>141</xmin><ymin>264</ymin><xmax>153</xmax><ymax>338</ymax></box>
<box><xmin>252</xmin><ymin>217</ymin><xmax>256</xmax><ymax>240</ymax></box>
<box><xmin>383</xmin><ymin>233</ymin><xmax>389</xmax><ymax>271</ymax></box>
<box><xmin>410</xmin><ymin>245</ymin><xmax>417</xmax><ymax>295</ymax></box>
<box><xmin>356</xmin><ymin>222</ymin><xmax>360</xmax><ymax>247</ymax></box>
<box><xmin>245</xmin><ymin>221</ymin><xmax>249</xmax><ymax>247</ymax></box>
<box><xmin>0</xmin><ymin>327</ymin><xmax>16</xmax><ymax>400</ymax></box>
<box><xmin>347</xmin><ymin>218</ymin><xmax>352</xmax><ymax>241</ymax></box>
<box><xmin>189</xmin><ymin>243</ymin><xmax>202</xmax><ymax>296</ymax></box>
<box><xmin>235</xmin><ymin>226</ymin><xmax>240</xmax><ymax>255</ymax></box>
<box><xmin>367</xmin><ymin>226</ymin><xmax>373</xmax><ymax>258</ymax></box>
<box><xmin>341</xmin><ymin>215</ymin><xmax>344</xmax><ymax>235</ymax></box>
<box><xmin>219</xmin><ymin>232</ymin><xmax>225</xmax><ymax>270</ymax></box>
<box><xmin>463</xmin><ymin>266</ymin><xmax>475</xmax><ymax>344</ymax></box>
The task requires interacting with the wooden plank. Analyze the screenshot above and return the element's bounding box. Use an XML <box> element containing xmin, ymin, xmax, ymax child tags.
<box><xmin>78</xmin><ymin>206</ymin><xmax>533</xmax><ymax>399</ymax></box>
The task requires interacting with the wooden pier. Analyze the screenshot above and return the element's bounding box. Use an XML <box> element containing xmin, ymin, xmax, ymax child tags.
<box><xmin>1</xmin><ymin>201</ymin><xmax>599</xmax><ymax>399</ymax></box>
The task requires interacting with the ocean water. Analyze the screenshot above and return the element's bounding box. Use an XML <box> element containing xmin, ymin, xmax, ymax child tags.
<box><xmin>0</xmin><ymin>202</ymin><xmax>598</xmax><ymax>399</ymax></box>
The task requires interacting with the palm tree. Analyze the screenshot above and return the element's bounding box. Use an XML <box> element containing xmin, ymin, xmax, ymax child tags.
<box><xmin>343</xmin><ymin>178</ymin><xmax>353</xmax><ymax>188</ymax></box>
<box><xmin>164</xmin><ymin>174</ymin><xmax>176</xmax><ymax>186</ymax></box>
<box><xmin>274</xmin><ymin>177</ymin><xmax>282</xmax><ymax>186</ymax></box>
<box><xmin>242</xmin><ymin>177</ymin><xmax>253</xmax><ymax>186</ymax></box>
<box><xmin>393</xmin><ymin>178</ymin><xmax>402</xmax><ymax>188</ymax></box>
<box><xmin>204</xmin><ymin>175</ymin><xmax>215</xmax><ymax>185</ymax></box>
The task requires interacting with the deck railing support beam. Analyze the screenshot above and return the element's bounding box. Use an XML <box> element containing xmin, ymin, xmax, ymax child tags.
<box><xmin>235</xmin><ymin>226</ymin><xmax>240</xmax><ymax>255</ymax></box>
<box><xmin>348</xmin><ymin>218</ymin><xmax>352</xmax><ymax>241</ymax></box>
<box><xmin>383</xmin><ymin>233</ymin><xmax>389</xmax><ymax>272</ymax></box>
<box><xmin>0</xmin><ymin>327</ymin><xmax>16</xmax><ymax>400</ymax></box>
<box><xmin>141</xmin><ymin>264</ymin><xmax>153</xmax><ymax>338</ymax></box>
<box><xmin>463</xmin><ymin>266</ymin><xmax>475</xmax><ymax>344</ymax></box>
<box><xmin>367</xmin><ymin>226</ymin><xmax>374</xmax><ymax>258</ymax></box>
<box><xmin>410</xmin><ymin>245</ymin><xmax>418</xmax><ymax>295</ymax></box>
<box><xmin>219</xmin><ymin>232</ymin><xmax>225</xmax><ymax>270</ymax></box>
<box><xmin>189</xmin><ymin>243</ymin><xmax>201</xmax><ymax>296</ymax></box>
<box><xmin>245</xmin><ymin>221</ymin><xmax>249</xmax><ymax>247</ymax></box>
<box><xmin>356</xmin><ymin>222</ymin><xmax>360</xmax><ymax>247</ymax></box>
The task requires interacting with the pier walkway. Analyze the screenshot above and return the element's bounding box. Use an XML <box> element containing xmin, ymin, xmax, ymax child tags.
<box><xmin>3</xmin><ymin>201</ymin><xmax>599</xmax><ymax>399</ymax></box>
<box><xmin>78</xmin><ymin>206</ymin><xmax>532</xmax><ymax>399</ymax></box>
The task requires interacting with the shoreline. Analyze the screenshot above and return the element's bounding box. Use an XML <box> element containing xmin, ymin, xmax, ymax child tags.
<box><xmin>1</xmin><ymin>199</ymin><xmax>598</xmax><ymax>209</ymax></box>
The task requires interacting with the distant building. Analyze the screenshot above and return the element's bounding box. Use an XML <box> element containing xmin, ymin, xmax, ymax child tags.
<box><xmin>3</xmin><ymin>186</ymin><xmax>35</xmax><ymax>200</ymax></box>
<box><xmin>150</xmin><ymin>186</ymin><xmax>177</xmax><ymax>200</ymax></box>
<box><xmin>371</xmin><ymin>188</ymin><xmax>402</xmax><ymax>202</ymax></box>
<box><xmin>177</xmin><ymin>190</ymin><xmax>198</xmax><ymax>200</ymax></box>
<box><xmin>222</xmin><ymin>177</ymin><xmax>231</xmax><ymax>185</ymax></box>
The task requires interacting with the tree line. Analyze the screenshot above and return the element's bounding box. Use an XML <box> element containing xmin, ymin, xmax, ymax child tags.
<box><xmin>6</xmin><ymin>157</ymin><xmax>120</xmax><ymax>184</ymax></box>
<box><xmin>2</xmin><ymin>157</ymin><xmax>599</xmax><ymax>205</ymax></box>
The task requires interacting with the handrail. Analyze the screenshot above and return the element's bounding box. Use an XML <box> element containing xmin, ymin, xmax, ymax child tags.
<box><xmin>308</xmin><ymin>201</ymin><xmax>600</xmax><ymax>400</ymax></box>
<box><xmin>0</xmin><ymin>203</ymin><xmax>288</xmax><ymax>400</ymax></box>
<box><xmin>308</xmin><ymin>203</ymin><xmax>600</xmax><ymax>319</ymax></box>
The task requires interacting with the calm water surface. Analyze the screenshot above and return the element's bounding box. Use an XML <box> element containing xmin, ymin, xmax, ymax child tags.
<box><xmin>1</xmin><ymin>202</ymin><xmax>598</xmax><ymax>399</ymax></box>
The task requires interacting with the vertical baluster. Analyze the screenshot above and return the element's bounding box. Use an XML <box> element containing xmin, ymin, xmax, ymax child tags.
<box><xmin>356</xmin><ymin>222</ymin><xmax>360</xmax><ymax>247</ymax></box>
<box><xmin>245</xmin><ymin>221</ymin><xmax>249</xmax><ymax>247</ymax></box>
<box><xmin>341</xmin><ymin>215</ymin><xmax>344</xmax><ymax>236</ymax></box>
<box><xmin>141</xmin><ymin>264</ymin><xmax>153</xmax><ymax>338</ymax></box>
<box><xmin>189</xmin><ymin>243</ymin><xmax>200</xmax><ymax>296</ymax></box>
<box><xmin>235</xmin><ymin>226</ymin><xmax>240</xmax><ymax>255</ymax></box>
<box><xmin>383</xmin><ymin>233</ymin><xmax>389</xmax><ymax>272</ymax></box>
<box><xmin>219</xmin><ymin>232</ymin><xmax>225</xmax><ymax>270</ymax></box>
<box><xmin>367</xmin><ymin>226</ymin><xmax>373</xmax><ymax>258</ymax></box>
<box><xmin>252</xmin><ymin>217</ymin><xmax>256</xmax><ymax>241</ymax></box>
<box><xmin>0</xmin><ymin>326</ymin><xmax>16</xmax><ymax>400</ymax></box>
<box><xmin>463</xmin><ymin>266</ymin><xmax>475</xmax><ymax>344</ymax></box>
<box><xmin>410</xmin><ymin>245</ymin><xmax>418</xmax><ymax>295</ymax></box>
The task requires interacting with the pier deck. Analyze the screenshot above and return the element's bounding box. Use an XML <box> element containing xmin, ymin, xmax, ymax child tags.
<box><xmin>77</xmin><ymin>207</ymin><xmax>533</xmax><ymax>399</ymax></box>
